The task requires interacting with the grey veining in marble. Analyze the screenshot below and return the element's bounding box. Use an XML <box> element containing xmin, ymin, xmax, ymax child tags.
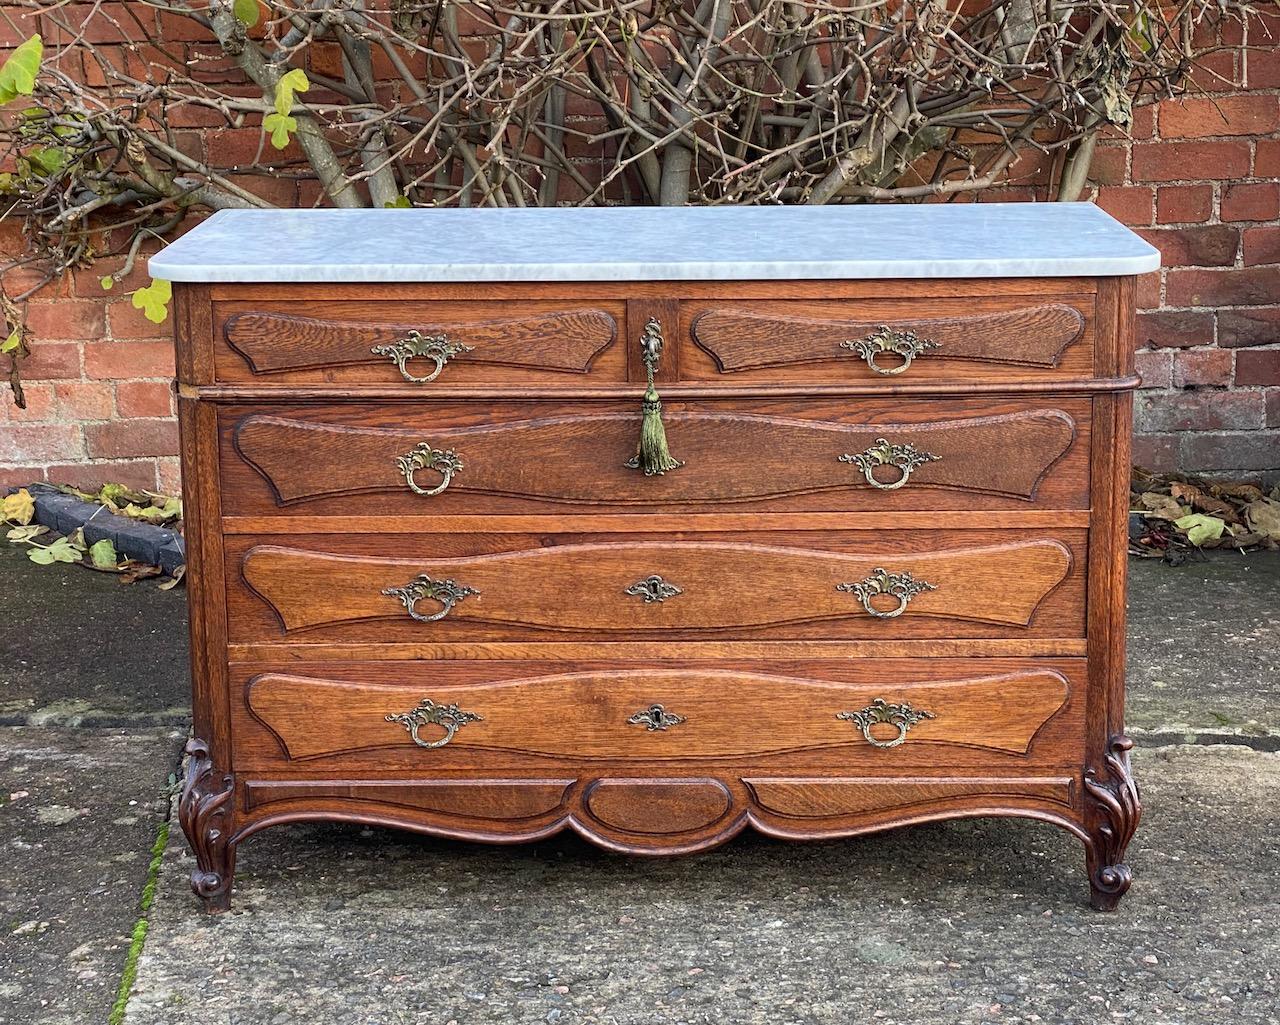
<box><xmin>149</xmin><ymin>203</ymin><xmax>1160</xmax><ymax>283</ymax></box>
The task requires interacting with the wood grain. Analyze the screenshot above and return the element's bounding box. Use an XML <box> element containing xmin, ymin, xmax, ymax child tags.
<box><xmin>223</xmin><ymin>306</ymin><xmax>617</xmax><ymax>376</ymax></box>
<box><xmin>223</xmin><ymin>397</ymin><xmax>1090</xmax><ymax>514</ymax></box>
<box><xmin>683</xmin><ymin>296</ymin><xmax>1091</xmax><ymax>383</ymax></box>
<box><xmin>236</xmin><ymin>533</ymin><xmax>1079</xmax><ymax>641</ymax></box>
<box><xmin>744</xmin><ymin>776</ymin><xmax>1075</xmax><ymax>817</ymax></box>
<box><xmin>244</xmin><ymin>665</ymin><xmax>1074</xmax><ymax>764</ymax></box>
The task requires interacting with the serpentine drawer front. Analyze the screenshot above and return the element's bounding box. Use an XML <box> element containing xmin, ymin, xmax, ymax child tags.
<box><xmin>230</xmin><ymin>532</ymin><xmax>1083</xmax><ymax>644</ymax></box>
<box><xmin>221</xmin><ymin>397</ymin><xmax>1089</xmax><ymax>515</ymax></box>
<box><xmin>162</xmin><ymin>204</ymin><xmax>1153</xmax><ymax>913</ymax></box>
<box><xmin>234</xmin><ymin>661</ymin><xmax>1083</xmax><ymax>771</ymax></box>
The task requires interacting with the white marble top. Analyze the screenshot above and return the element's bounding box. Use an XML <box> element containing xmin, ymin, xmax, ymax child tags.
<box><xmin>149</xmin><ymin>203</ymin><xmax>1159</xmax><ymax>283</ymax></box>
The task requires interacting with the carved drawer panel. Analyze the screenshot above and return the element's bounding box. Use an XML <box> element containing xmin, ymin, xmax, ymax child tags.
<box><xmin>220</xmin><ymin>396</ymin><xmax>1089</xmax><ymax>516</ymax></box>
<box><xmin>230</xmin><ymin>658</ymin><xmax>1085</xmax><ymax>772</ymax></box>
<box><xmin>681</xmin><ymin>296</ymin><xmax>1093</xmax><ymax>384</ymax></box>
<box><xmin>227</xmin><ymin>529</ymin><xmax>1084</xmax><ymax>645</ymax></box>
<box><xmin>211</xmin><ymin>300</ymin><xmax>625</xmax><ymax>384</ymax></box>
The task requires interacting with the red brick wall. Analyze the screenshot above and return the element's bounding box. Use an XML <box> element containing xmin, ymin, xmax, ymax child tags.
<box><xmin>1090</xmin><ymin>16</ymin><xmax>1280</xmax><ymax>485</ymax></box>
<box><xmin>1</xmin><ymin>12</ymin><xmax>1277</xmax><ymax>490</ymax></box>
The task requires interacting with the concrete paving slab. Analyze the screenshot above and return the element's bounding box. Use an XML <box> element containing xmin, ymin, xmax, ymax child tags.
<box><xmin>125</xmin><ymin>746</ymin><xmax>1279</xmax><ymax>1025</ymax></box>
<box><xmin>0</xmin><ymin>727</ymin><xmax>185</xmax><ymax>1025</ymax></box>
<box><xmin>0</xmin><ymin>544</ymin><xmax>190</xmax><ymax>726</ymax></box>
<box><xmin>1127</xmin><ymin>555</ymin><xmax>1280</xmax><ymax>744</ymax></box>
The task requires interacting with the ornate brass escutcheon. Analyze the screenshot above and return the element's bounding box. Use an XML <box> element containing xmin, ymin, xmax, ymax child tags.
<box><xmin>386</xmin><ymin>698</ymin><xmax>483</xmax><ymax>749</ymax></box>
<box><xmin>837</xmin><ymin>567</ymin><xmax>936</xmax><ymax>619</ymax></box>
<box><xmin>837</xmin><ymin>698</ymin><xmax>935</xmax><ymax>749</ymax></box>
<box><xmin>840</xmin><ymin>326</ymin><xmax>940</xmax><ymax>376</ymax></box>
<box><xmin>371</xmin><ymin>330</ymin><xmax>473</xmax><ymax>383</ymax></box>
<box><xmin>382</xmin><ymin>573</ymin><xmax>478</xmax><ymax>623</ymax></box>
<box><xmin>839</xmin><ymin>438</ymin><xmax>940</xmax><ymax>491</ymax></box>
<box><xmin>395</xmin><ymin>441</ymin><xmax>463</xmax><ymax>497</ymax></box>
<box><xmin>627</xmin><ymin>704</ymin><xmax>688</xmax><ymax>731</ymax></box>
<box><xmin>624</xmin><ymin>575</ymin><xmax>683</xmax><ymax>603</ymax></box>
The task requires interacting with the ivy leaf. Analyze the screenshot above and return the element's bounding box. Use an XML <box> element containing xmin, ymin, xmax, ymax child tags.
<box><xmin>2</xmin><ymin>488</ymin><xmax>34</xmax><ymax>525</ymax></box>
<box><xmin>89</xmin><ymin>538</ymin><xmax>119</xmax><ymax>570</ymax></box>
<box><xmin>233</xmin><ymin>0</ymin><xmax>260</xmax><ymax>28</ymax></box>
<box><xmin>0</xmin><ymin>35</ymin><xmax>42</xmax><ymax>105</ymax></box>
<box><xmin>100</xmin><ymin>275</ymin><xmax>114</xmax><ymax>291</ymax></box>
<box><xmin>263</xmin><ymin>111</ymin><xmax>297</xmax><ymax>150</ymax></box>
<box><xmin>384</xmin><ymin>195</ymin><xmax>412</xmax><ymax>208</ymax></box>
<box><xmin>131</xmin><ymin>278</ymin><xmax>172</xmax><ymax>324</ymax></box>
<box><xmin>1</xmin><ymin>329</ymin><xmax>20</xmax><ymax>353</ymax></box>
<box><xmin>274</xmin><ymin>68</ymin><xmax>309</xmax><ymax>117</ymax></box>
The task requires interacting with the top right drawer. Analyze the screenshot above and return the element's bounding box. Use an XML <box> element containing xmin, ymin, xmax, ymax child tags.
<box><xmin>681</xmin><ymin>295</ymin><xmax>1094</xmax><ymax>385</ymax></box>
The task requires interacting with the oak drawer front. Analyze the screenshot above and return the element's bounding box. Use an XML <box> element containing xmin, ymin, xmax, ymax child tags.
<box><xmin>220</xmin><ymin>396</ymin><xmax>1090</xmax><ymax>516</ymax></box>
<box><xmin>212</xmin><ymin>299</ymin><xmax>625</xmax><ymax>384</ymax></box>
<box><xmin>227</xmin><ymin>529</ymin><xmax>1084</xmax><ymax>645</ymax></box>
<box><xmin>229</xmin><ymin>658</ymin><xmax>1085</xmax><ymax>771</ymax></box>
<box><xmin>681</xmin><ymin>296</ymin><xmax>1093</xmax><ymax>384</ymax></box>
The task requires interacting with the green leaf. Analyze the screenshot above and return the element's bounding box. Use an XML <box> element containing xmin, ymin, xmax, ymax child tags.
<box><xmin>1174</xmin><ymin>513</ymin><xmax>1226</xmax><ymax>547</ymax></box>
<box><xmin>384</xmin><ymin>195</ymin><xmax>412</xmax><ymax>209</ymax></box>
<box><xmin>130</xmin><ymin>278</ymin><xmax>172</xmax><ymax>324</ymax></box>
<box><xmin>99</xmin><ymin>482</ymin><xmax>149</xmax><ymax>508</ymax></box>
<box><xmin>28</xmin><ymin>536</ymin><xmax>82</xmax><ymax>565</ymax></box>
<box><xmin>6</xmin><ymin>524</ymin><xmax>46</xmax><ymax>542</ymax></box>
<box><xmin>233</xmin><ymin>0</ymin><xmax>260</xmax><ymax>28</ymax></box>
<box><xmin>100</xmin><ymin>275</ymin><xmax>114</xmax><ymax>291</ymax></box>
<box><xmin>1</xmin><ymin>329</ymin><xmax>19</xmax><ymax>353</ymax></box>
<box><xmin>263</xmin><ymin>111</ymin><xmax>297</xmax><ymax>150</ymax></box>
<box><xmin>274</xmin><ymin>68</ymin><xmax>309</xmax><ymax>117</ymax></box>
<box><xmin>25</xmin><ymin>145</ymin><xmax>66</xmax><ymax>176</ymax></box>
<box><xmin>0</xmin><ymin>35</ymin><xmax>42</xmax><ymax>106</ymax></box>
<box><xmin>2</xmin><ymin>488</ymin><xmax>34</xmax><ymax>525</ymax></box>
<box><xmin>89</xmin><ymin>538</ymin><xmax>118</xmax><ymax>569</ymax></box>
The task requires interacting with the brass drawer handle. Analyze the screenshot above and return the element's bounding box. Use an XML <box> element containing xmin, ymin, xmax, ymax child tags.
<box><xmin>837</xmin><ymin>567</ymin><xmax>936</xmax><ymax>619</ymax></box>
<box><xmin>840</xmin><ymin>326</ymin><xmax>939</xmax><ymax>376</ymax></box>
<box><xmin>837</xmin><ymin>698</ymin><xmax>935</xmax><ymax>749</ymax></box>
<box><xmin>382</xmin><ymin>573</ymin><xmax>478</xmax><ymax>623</ymax></box>
<box><xmin>624</xmin><ymin>575</ymin><xmax>683</xmax><ymax>603</ymax></box>
<box><xmin>627</xmin><ymin>704</ymin><xmax>687</xmax><ymax>731</ymax></box>
<box><xmin>395</xmin><ymin>442</ymin><xmax>462</xmax><ymax>497</ymax></box>
<box><xmin>371</xmin><ymin>330</ymin><xmax>473</xmax><ymax>383</ymax></box>
<box><xmin>386</xmin><ymin>698</ymin><xmax>483</xmax><ymax>749</ymax></box>
<box><xmin>839</xmin><ymin>438</ymin><xmax>940</xmax><ymax>491</ymax></box>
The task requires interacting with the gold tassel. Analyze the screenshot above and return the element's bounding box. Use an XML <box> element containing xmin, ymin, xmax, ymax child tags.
<box><xmin>625</xmin><ymin>317</ymin><xmax>682</xmax><ymax>475</ymax></box>
<box><xmin>626</xmin><ymin>381</ymin><xmax>683</xmax><ymax>475</ymax></box>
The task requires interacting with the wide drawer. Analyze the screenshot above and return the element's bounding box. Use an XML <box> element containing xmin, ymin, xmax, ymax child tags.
<box><xmin>229</xmin><ymin>657</ymin><xmax>1086</xmax><ymax>772</ymax></box>
<box><xmin>227</xmin><ymin>529</ymin><xmax>1085</xmax><ymax>645</ymax></box>
<box><xmin>211</xmin><ymin>299</ymin><xmax>626</xmax><ymax>385</ymax></box>
<box><xmin>220</xmin><ymin>396</ymin><xmax>1091</xmax><ymax>517</ymax></box>
<box><xmin>681</xmin><ymin>296</ymin><xmax>1094</xmax><ymax>385</ymax></box>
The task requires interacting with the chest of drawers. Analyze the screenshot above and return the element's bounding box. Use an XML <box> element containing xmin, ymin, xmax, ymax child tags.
<box><xmin>156</xmin><ymin>204</ymin><xmax>1159</xmax><ymax>913</ymax></box>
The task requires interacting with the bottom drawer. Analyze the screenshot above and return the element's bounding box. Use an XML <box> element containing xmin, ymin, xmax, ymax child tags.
<box><xmin>231</xmin><ymin>657</ymin><xmax>1086</xmax><ymax>773</ymax></box>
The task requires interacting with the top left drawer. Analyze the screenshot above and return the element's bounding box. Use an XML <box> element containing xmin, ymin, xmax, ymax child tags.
<box><xmin>203</xmin><ymin>299</ymin><xmax>626</xmax><ymax>386</ymax></box>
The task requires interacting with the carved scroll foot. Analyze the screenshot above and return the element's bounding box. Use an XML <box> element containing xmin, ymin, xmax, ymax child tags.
<box><xmin>178</xmin><ymin>737</ymin><xmax>237</xmax><ymax>913</ymax></box>
<box><xmin>1083</xmin><ymin>735</ymin><xmax>1141</xmax><ymax>911</ymax></box>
